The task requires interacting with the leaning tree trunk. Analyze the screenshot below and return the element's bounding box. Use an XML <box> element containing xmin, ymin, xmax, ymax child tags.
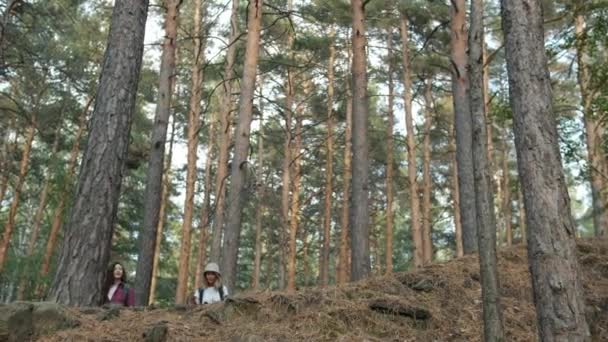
<box><xmin>175</xmin><ymin>0</ymin><xmax>206</xmax><ymax>304</ymax></box>
<box><xmin>194</xmin><ymin>118</ymin><xmax>215</xmax><ymax>290</ymax></box>
<box><xmin>400</xmin><ymin>14</ymin><xmax>423</xmax><ymax>268</ymax></box>
<box><xmin>48</xmin><ymin>0</ymin><xmax>149</xmax><ymax>306</ymax></box>
<box><xmin>149</xmin><ymin>117</ymin><xmax>176</xmax><ymax>304</ymax></box>
<box><xmin>135</xmin><ymin>0</ymin><xmax>180</xmax><ymax>306</ymax></box>
<box><xmin>575</xmin><ymin>8</ymin><xmax>608</xmax><ymax>238</ymax></box>
<box><xmin>385</xmin><ymin>28</ymin><xmax>395</xmax><ymax>274</ymax></box>
<box><xmin>209</xmin><ymin>0</ymin><xmax>239</xmax><ymax>262</ymax></box>
<box><xmin>219</xmin><ymin>0</ymin><xmax>263</xmax><ymax>290</ymax></box>
<box><xmin>422</xmin><ymin>78</ymin><xmax>433</xmax><ymax>264</ymax></box>
<box><xmin>0</xmin><ymin>120</ymin><xmax>35</xmax><ymax>272</ymax></box>
<box><xmin>449</xmin><ymin>0</ymin><xmax>477</xmax><ymax>255</ymax></box>
<box><xmin>37</xmin><ymin>99</ymin><xmax>90</xmax><ymax>297</ymax></box>
<box><xmin>501</xmin><ymin>0</ymin><xmax>590</xmax><ymax>339</ymax></box>
<box><xmin>337</xmin><ymin>51</ymin><xmax>353</xmax><ymax>285</ymax></box>
<box><xmin>470</xmin><ymin>0</ymin><xmax>504</xmax><ymax>339</ymax></box>
<box><xmin>17</xmin><ymin>126</ymin><xmax>61</xmax><ymax>300</ymax></box>
<box><xmin>350</xmin><ymin>0</ymin><xmax>371</xmax><ymax>281</ymax></box>
<box><xmin>320</xmin><ymin>27</ymin><xmax>335</xmax><ymax>286</ymax></box>
<box><xmin>287</xmin><ymin>111</ymin><xmax>303</xmax><ymax>292</ymax></box>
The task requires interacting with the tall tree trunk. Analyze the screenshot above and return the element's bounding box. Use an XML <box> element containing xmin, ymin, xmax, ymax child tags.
<box><xmin>252</xmin><ymin>78</ymin><xmax>265</xmax><ymax>290</ymax></box>
<box><xmin>0</xmin><ymin>120</ymin><xmax>35</xmax><ymax>272</ymax></box>
<box><xmin>350</xmin><ymin>0</ymin><xmax>371</xmax><ymax>281</ymax></box>
<box><xmin>385</xmin><ymin>28</ymin><xmax>395</xmax><ymax>274</ymax></box>
<box><xmin>517</xmin><ymin>187</ymin><xmax>526</xmax><ymax>243</ymax></box>
<box><xmin>220</xmin><ymin>0</ymin><xmax>263</xmax><ymax>290</ymax></box>
<box><xmin>16</xmin><ymin>126</ymin><xmax>61</xmax><ymax>300</ymax></box>
<box><xmin>337</xmin><ymin>51</ymin><xmax>353</xmax><ymax>285</ymax></box>
<box><xmin>575</xmin><ymin>8</ymin><xmax>608</xmax><ymax>238</ymax></box>
<box><xmin>278</xmin><ymin>0</ymin><xmax>294</xmax><ymax>290</ymax></box>
<box><xmin>470</xmin><ymin>0</ymin><xmax>505</xmax><ymax>339</ymax></box>
<box><xmin>37</xmin><ymin>98</ymin><xmax>91</xmax><ymax>296</ymax></box>
<box><xmin>422</xmin><ymin>78</ymin><xmax>433</xmax><ymax>264</ymax></box>
<box><xmin>287</xmin><ymin>110</ymin><xmax>303</xmax><ymax>292</ymax></box>
<box><xmin>450</xmin><ymin>121</ymin><xmax>464</xmax><ymax>257</ymax></box>
<box><xmin>210</xmin><ymin>0</ymin><xmax>239</xmax><ymax>262</ymax></box>
<box><xmin>501</xmin><ymin>139</ymin><xmax>512</xmax><ymax>246</ymax></box>
<box><xmin>135</xmin><ymin>0</ymin><xmax>180</xmax><ymax>306</ymax></box>
<box><xmin>175</xmin><ymin>0</ymin><xmax>206</xmax><ymax>304</ymax></box>
<box><xmin>449</xmin><ymin>0</ymin><xmax>477</xmax><ymax>255</ymax></box>
<box><xmin>194</xmin><ymin>118</ymin><xmax>215</xmax><ymax>290</ymax></box>
<box><xmin>47</xmin><ymin>0</ymin><xmax>148</xmax><ymax>306</ymax></box>
<box><xmin>0</xmin><ymin>116</ymin><xmax>16</xmax><ymax>205</ymax></box>
<box><xmin>149</xmin><ymin>117</ymin><xmax>176</xmax><ymax>304</ymax></box>
<box><xmin>320</xmin><ymin>27</ymin><xmax>335</xmax><ymax>286</ymax></box>
<box><xmin>484</xmin><ymin>44</ymin><xmax>495</xmax><ymax>188</ymax></box>
<box><xmin>400</xmin><ymin>15</ymin><xmax>423</xmax><ymax>268</ymax></box>
<box><xmin>501</xmin><ymin>0</ymin><xmax>590</xmax><ymax>339</ymax></box>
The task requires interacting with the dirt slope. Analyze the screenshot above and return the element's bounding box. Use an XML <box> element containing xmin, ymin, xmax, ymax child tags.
<box><xmin>38</xmin><ymin>240</ymin><xmax>608</xmax><ymax>342</ymax></box>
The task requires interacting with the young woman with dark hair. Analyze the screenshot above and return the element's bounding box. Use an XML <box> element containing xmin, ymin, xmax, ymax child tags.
<box><xmin>102</xmin><ymin>262</ymin><xmax>135</xmax><ymax>306</ymax></box>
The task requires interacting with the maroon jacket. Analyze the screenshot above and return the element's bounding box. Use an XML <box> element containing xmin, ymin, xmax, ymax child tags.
<box><xmin>106</xmin><ymin>283</ymin><xmax>135</xmax><ymax>307</ymax></box>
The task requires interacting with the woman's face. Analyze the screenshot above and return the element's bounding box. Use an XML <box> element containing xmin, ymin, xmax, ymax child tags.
<box><xmin>113</xmin><ymin>264</ymin><xmax>124</xmax><ymax>280</ymax></box>
<box><xmin>205</xmin><ymin>272</ymin><xmax>217</xmax><ymax>285</ymax></box>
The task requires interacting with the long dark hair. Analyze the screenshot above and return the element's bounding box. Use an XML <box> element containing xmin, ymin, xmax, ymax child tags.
<box><xmin>101</xmin><ymin>262</ymin><xmax>127</xmax><ymax>304</ymax></box>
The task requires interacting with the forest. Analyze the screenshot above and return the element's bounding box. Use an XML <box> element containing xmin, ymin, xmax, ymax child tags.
<box><xmin>0</xmin><ymin>0</ymin><xmax>607</xmax><ymax>340</ymax></box>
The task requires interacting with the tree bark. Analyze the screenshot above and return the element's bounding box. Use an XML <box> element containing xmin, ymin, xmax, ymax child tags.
<box><xmin>0</xmin><ymin>116</ymin><xmax>16</xmax><ymax>206</ymax></box>
<box><xmin>17</xmin><ymin>125</ymin><xmax>61</xmax><ymax>300</ymax></box>
<box><xmin>501</xmin><ymin>139</ymin><xmax>512</xmax><ymax>246</ymax></box>
<box><xmin>135</xmin><ymin>0</ymin><xmax>180</xmax><ymax>306</ymax></box>
<box><xmin>194</xmin><ymin>119</ymin><xmax>215</xmax><ymax>291</ymax></box>
<box><xmin>48</xmin><ymin>0</ymin><xmax>149</xmax><ymax>306</ymax></box>
<box><xmin>575</xmin><ymin>8</ymin><xmax>608</xmax><ymax>238</ymax></box>
<box><xmin>37</xmin><ymin>98</ymin><xmax>91</xmax><ymax>296</ymax></box>
<box><xmin>422</xmin><ymin>78</ymin><xmax>433</xmax><ymax>264</ymax></box>
<box><xmin>501</xmin><ymin>0</ymin><xmax>591</xmax><ymax>339</ymax></box>
<box><xmin>149</xmin><ymin>117</ymin><xmax>176</xmax><ymax>304</ymax></box>
<box><xmin>287</xmin><ymin>109</ymin><xmax>303</xmax><ymax>292</ymax></box>
<box><xmin>470</xmin><ymin>0</ymin><xmax>505</xmax><ymax>339</ymax></box>
<box><xmin>517</xmin><ymin>187</ymin><xmax>526</xmax><ymax>243</ymax></box>
<box><xmin>450</xmin><ymin>0</ymin><xmax>477</xmax><ymax>255</ymax></box>
<box><xmin>210</xmin><ymin>0</ymin><xmax>239</xmax><ymax>263</ymax></box>
<box><xmin>251</xmin><ymin>78</ymin><xmax>265</xmax><ymax>290</ymax></box>
<box><xmin>350</xmin><ymin>0</ymin><xmax>371</xmax><ymax>281</ymax></box>
<box><xmin>175</xmin><ymin>0</ymin><xmax>206</xmax><ymax>304</ymax></box>
<box><xmin>0</xmin><ymin>120</ymin><xmax>35</xmax><ymax>272</ymax></box>
<box><xmin>320</xmin><ymin>27</ymin><xmax>335</xmax><ymax>286</ymax></box>
<box><xmin>337</xmin><ymin>50</ymin><xmax>353</xmax><ymax>285</ymax></box>
<box><xmin>278</xmin><ymin>0</ymin><xmax>295</xmax><ymax>290</ymax></box>
<box><xmin>385</xmin><ymin>28</ymin><xmax>395</xmax><ymax>274</ymax></box>
<box><xmin>450</xmin><ymin>120</ymin><xmax>464</xmax><ymax>257</ymax></box>
<box><xmin>220</xmin><ymin>0</ymin><xmax>263</xmax><ymax>291</ymax></box>
<box><xmin>400</xmin><ymin>15</ymin><xmax>423</xmax><ymax>268</ymax></box>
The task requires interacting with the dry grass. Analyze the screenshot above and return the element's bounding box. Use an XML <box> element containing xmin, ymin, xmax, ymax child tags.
<box><xmin>38</xmin><ymin>239</ymin><xmax>608</xmax><ymax>341</ymax></box>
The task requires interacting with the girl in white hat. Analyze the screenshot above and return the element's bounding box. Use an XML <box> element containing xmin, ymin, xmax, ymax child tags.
<box><xmin>194</xmin><ymin>262</ymin><xmax>229</xmax><ymax>304</ymax></box>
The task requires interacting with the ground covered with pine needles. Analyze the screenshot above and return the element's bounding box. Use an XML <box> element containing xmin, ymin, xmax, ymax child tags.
<box><xmin>38</xmin><ymin>240</ymin><xmax>608</xmax><ymax>341</ymax></box>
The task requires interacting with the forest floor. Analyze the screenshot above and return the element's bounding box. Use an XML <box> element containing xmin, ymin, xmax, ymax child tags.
<box><xmin>37</xmin><ymin>240</ymin><xmax>608</xmax><ymax>342</ymax></box>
